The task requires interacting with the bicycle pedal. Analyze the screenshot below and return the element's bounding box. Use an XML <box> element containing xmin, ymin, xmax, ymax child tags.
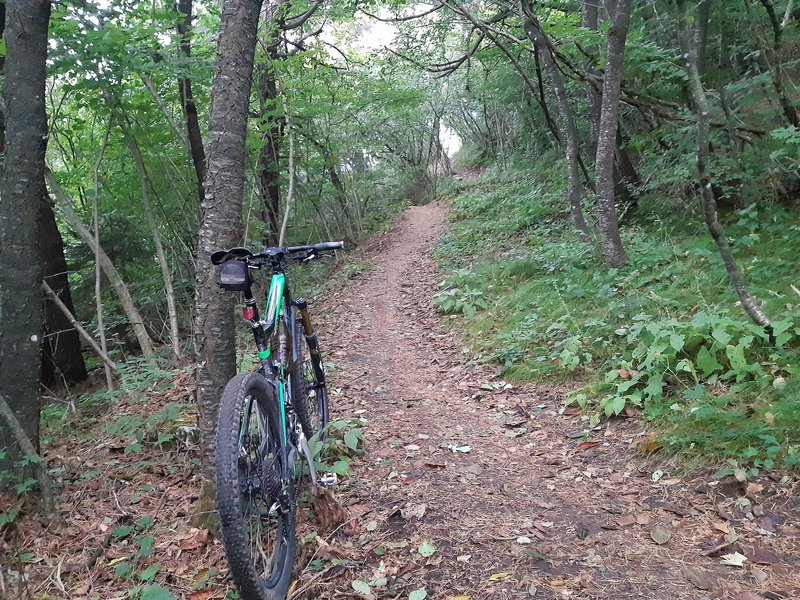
<box><xmin>318</xmin><ymin>472</ymin><xmax>338</xmax><ymax>488</ymax></box>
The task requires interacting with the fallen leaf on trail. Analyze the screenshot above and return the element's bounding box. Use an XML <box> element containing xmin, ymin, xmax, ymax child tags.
<box><xmin>636</xmin><ymin>434</ymin><xmax>661</xmax><ymax>453</ymax></box>
<box><xmin>682</xmin><ymin>567</ymin><xmax>714</xmax><ymax>590</ymax></box>
<box><xmin>408</xmin><ymin>588</ymin><xmax>427</xmax><ymax>600</ymax></box>
<box><xmin>650</xmin><ymin>525</ymin><xmax>672</xmax><ymax>545</ymax></box>
<box><xmin>417</xmin><ymin>540</ymin><xmax>436</xmax><ymax>557</ymax></box>
<box><xmin>746</xmin><ymin>482</ymin><xmax>764</xmax><ymax>496</ymax></box>
<box><xmin>516</xmin><ymin>536</ymin><xmax>533</xmax><ymax>544</ymax></box>
<box><xmin>719</xmin><ymin>552</ymin><xmax>748</xmax><ymax>567</ymax></box>
<box><xmin>316</xmin><ymin>543</ymin><xmax>351</xmax><ymax>560</ymax></box>
<box><xmin>712</xmin><ymin>522</ymin><xmax>731</xmax><ymax>534</ymax></box>
<box><xmin>635</xmin><ymin>513</ymin><xmax>651</xmax><ymax>525</ymax></box>
<box><xmin>751</xmin><ymin>569</ymin><xmax>768</xmax><ymax>585</ymax></box>
<box><xmin>489</xmin><ymin>573</ymin><xmax>510</xmax><ymax>581</ymax></box>
<box><xmin>448</xmin><ymin>444</ymin><xmax>472</xmax><ymax>453</ymax></box>
<box><xmin>401</xmin><ymin>503</ymin><xmax>426</xmax><ymax>520</ymax></box>
<box><xmin>188</xmin><ymin>592</ymin><xmax>214</xmax><ymax>600</ymax></box>
<box><xmin>550</xmin><ymin>577</ymin><xmax>566</xmax><ymax>586</ymax></box>
<box><xmin>617</xmin><ymin>515</ymin><xmax>637</xmax><ymax>527</ymax></box>
<box><xmin>734</xmin><ymin>469</ymin><xmax>747</xmax><ymax>482</ymax></box>
<box><xmin>352</xmin><ymin>580</ymin><xmax>372</xmax><ymax>597</ymax></box>
<box><xmin>456</xmin><ymin>554</ymin><xmax>471</xmax><ymax>562</ymax></box>
<box><xmin>576</xmin><ymin>441</ymin><xmax>600</xmax><ymax>451</ymax></box>
<box><xmin>741</xmin><ymin>545</ymin><xmax>782</xmax><ymax>565</ymax></box>
<box><xmin>562</xmin><ymin>407</ymin><xmax>581</xmax><ymax>417</ymax></box>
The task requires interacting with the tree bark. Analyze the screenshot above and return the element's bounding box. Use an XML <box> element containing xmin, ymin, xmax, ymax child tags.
<box><xmin>0</xmin><ymin>0</ymin><xmax>51</xmax><ymax>466</ymax></box>
<box><xmin>258</xmin><ymin>62</ymin><xmax>282</xmax><ymax>246</ymax></box>
<box><xmin>39</xmin><ymin>195</ymin><xmax>88</xmax><ymax>386</ymax></box>
<box><xmin>46</xmin><ymin>169</ymin><xmax>157</xmax><ymax>358</ymax></box>
<box><xmin>594</xmin><ymin>0</ymin><xmax>631</xmax><ymax>267</ymax></box>
<box><xmin>758</xmin><ymin>0</ymin><xmax>799</xmax><ymax>126</ymax></box>
<box><xmin>582</xmin><ymin>0</ymin><xmax>601</xmax><ymax>157</ymax></box>
<box><xmin>257</xmin><ymin>0</ymin><xmax>288</xmax><ymax>246</ymax></box>
<box><xmin>176</xmin><ymin>0</ymin><xmax>207</xmax><ymax>205</ymax></box>
<box><xmin>194</xmin><ymin>0</ymin><xmax>262</xmax><ymax>495</ymax></box>
<box><xmin>677</xmin><ymin>0</ymin><xmax>771</xmax><ymax>327</ymax></box>
<box><xmin>517</xmin><ymin>0</ymin><xmax>589</xmax><ymax>237</ymax></box>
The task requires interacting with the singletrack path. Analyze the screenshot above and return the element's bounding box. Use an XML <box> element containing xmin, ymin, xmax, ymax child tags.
<box><xmin>303</xmin><ymin>203</ymin><xmax>798</xmax><ymax>600</ymax></box>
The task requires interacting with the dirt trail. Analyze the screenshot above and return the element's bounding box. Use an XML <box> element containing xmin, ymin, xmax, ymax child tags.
<box><xmin>307</xmin><ymin>203</ymin><xmax>799</xmax><ymax>600</ymax></box>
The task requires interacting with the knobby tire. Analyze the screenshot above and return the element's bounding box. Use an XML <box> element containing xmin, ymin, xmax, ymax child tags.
<box><xmin>215</xmin><ymin>372</ymin><xmax>296</xmax><ymax>600</ymax></box>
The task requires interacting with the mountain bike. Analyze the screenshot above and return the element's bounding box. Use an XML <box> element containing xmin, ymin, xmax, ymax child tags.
<box><xmin>211</xmin><ymin>241</ymin><xmax>343</xmax><ymax>600</ymax></box>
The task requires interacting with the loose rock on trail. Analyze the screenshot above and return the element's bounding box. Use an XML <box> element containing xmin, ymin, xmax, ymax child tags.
<box><xmin>301</xmin><ymin>202</ymin><xmax>799</xmax><ymax>599</ymax></box>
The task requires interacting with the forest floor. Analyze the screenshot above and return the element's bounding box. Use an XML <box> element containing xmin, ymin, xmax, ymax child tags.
<box><xmin>2</xmin><ymin>202</ymin><xmax>798</xmax><ymax>600</ymax></box>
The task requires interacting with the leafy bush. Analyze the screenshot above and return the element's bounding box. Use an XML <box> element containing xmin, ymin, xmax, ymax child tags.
<box><xmin>434</xmin><ymin>161</ymin><xmax>800</xmax><ymax>469</ymax></box>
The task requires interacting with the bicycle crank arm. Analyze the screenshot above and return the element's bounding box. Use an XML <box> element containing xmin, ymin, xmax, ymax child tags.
<box><xmin>298</xmin><ymin>434</ymin><xmax>338</xmax><ymax>489</ymax></box>
<box><xmin>298</xmin><ymin>433</ymin><xmax>318</xmax><ymax>488</ymax></box>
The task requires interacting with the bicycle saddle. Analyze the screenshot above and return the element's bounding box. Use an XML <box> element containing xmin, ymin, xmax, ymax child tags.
<box><xmin>211</xmin><ymin>247</ymin><xmax>253</xmax><ymax>265</ymax></box>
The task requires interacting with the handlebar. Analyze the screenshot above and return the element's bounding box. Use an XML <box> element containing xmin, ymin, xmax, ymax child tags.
<box><xmin>211</xmin><ymin>241</ymin><xmax>344</xmax><ymax>266</ymax></box>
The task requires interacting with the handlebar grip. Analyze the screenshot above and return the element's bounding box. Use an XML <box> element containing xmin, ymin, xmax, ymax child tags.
<box><xmin>313</xmin><ymin>241</ymin><xmax>344</xmax><ymax>252</ymax></box>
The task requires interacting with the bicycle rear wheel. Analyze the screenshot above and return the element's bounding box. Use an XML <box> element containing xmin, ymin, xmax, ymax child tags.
<box><xmin>215</xmin><ymin>372</ymin><xmax>296</xmax><ymax>600</ymax></box>
<box><xmin>290</xmin><ymin>307</ymin><xmax>330</xmax><ymax>441</ymax></box>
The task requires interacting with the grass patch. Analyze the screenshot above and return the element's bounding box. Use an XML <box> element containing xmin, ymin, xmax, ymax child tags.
<box><xmin>435</xmin><ymin>157</ymin><xmax>800</xmax><ymax>470</ymax></box>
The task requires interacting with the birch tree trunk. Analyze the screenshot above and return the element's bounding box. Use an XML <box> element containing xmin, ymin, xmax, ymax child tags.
<box><xmin>594</xmin><ymin>0</ymin><xmax>631</xmax><ymax>267</ymax></box>
<box><xmin>677</xmin><ymin>0</ymin><xmax>771</xmax><ymax>327</ymax></box>
<box><xmin>194</xmin><ymin>0</ymin><xmax>263</xmax><ymax>501</ymax></box>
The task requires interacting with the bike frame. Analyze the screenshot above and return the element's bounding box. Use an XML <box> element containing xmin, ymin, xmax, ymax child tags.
<box><xmin>241</xmin><ymin>265</ymin><xmax>323</xmax><ymax>487</ymax></box>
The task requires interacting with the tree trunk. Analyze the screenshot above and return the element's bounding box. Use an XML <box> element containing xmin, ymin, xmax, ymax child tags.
<box><xmin>517</xmin><ymin>0</ymin><xmax>589</xmax><ymax>237</ymax></box>
<box><xmin>678</xmin><ymin>0</ymin><xmax>771</xmax><ymax>327</ymax></box>
<box><xmin>594</xmin><ymin>0</ymin><xmax>631</xmax><ymax>267</ymax></box>
<box><xmin>256</xmin><ymin>1</ymin><xmax>287</xmax><ymax>246</ymax></box>
<box><xmin>176</xmin><ymin>0</ymin><xmax>207</xmax><ymax>205</ymax></box>
<box><xmin>758</xmin><ymin>0</ymin><xmax>799</xmax><ymax>126</ymax></box>
<box><xmin>40</xmin><ymin>195</ymin><xmax>88</xmax><ymax>386</ymax></box>
<box><xmin>258</xmin><ymin>61</ymin><xmax>282</xmax><ymax>246</ymax></box>
<box><xmin>582</xmin><ymin>0</ymin><xmax>601</xmax><ymax>158</ymax></box>
<box><xmin>0</xmin><ymin>0</ymin><xmax>51</xmax><ymax>467</ymax></box>
<box><xmin>194</xmin><ymin>0</ymin><xmax>262</xmax><ymax>504</ymax></box>
<box><xmin>46</xmin><ymin>170</ymin><xmax>157</xmax><ymax>358</ymax></box>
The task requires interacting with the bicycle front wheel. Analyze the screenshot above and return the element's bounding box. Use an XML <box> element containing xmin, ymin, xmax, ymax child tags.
<box><xmin>215</xmin><ymin>372</ymin><xmax>296</xmax><ymax>600</ymax></box>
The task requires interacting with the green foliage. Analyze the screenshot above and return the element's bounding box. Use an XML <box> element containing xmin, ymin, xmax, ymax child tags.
<box><xmin>102</xmin><ymin>402</ymin><xmax>187</xmax><ymax>455</ymax></box>
<box><xmin>308</xmin><ymin>418</ymin><xmax>365</xmax><ymax>476</ymax></box>
<box><xmin>437</xmin><ymin>161</ymin><xmax>800</xmax><ymax>469</ymax></box>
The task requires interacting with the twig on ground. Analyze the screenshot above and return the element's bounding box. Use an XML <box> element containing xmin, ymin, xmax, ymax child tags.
<box><xmin>0</xmin><ymin>393</ymin><xmax>63</xmax><ymax>527</ymax></box>
<box><xmin>84</xmin><ymin>531</ymin><xmax>114</xmax><ymax>571</ymax></box>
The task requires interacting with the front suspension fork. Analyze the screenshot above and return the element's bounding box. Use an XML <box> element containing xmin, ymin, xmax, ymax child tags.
<box><xmin>294</xmin><ymin>297</ymin><xmax>326</xmax><ymax>386</ymax></box>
